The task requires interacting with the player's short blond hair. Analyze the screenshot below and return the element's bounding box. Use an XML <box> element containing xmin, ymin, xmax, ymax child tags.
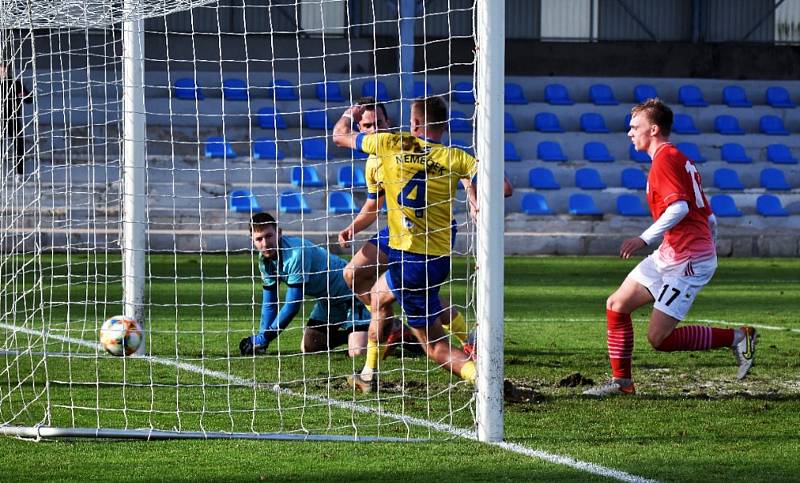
<box><xmin>411</xmin><ymin>96</ymin><xmax>448</xmax><ymax>128</ymax></box>
<box><xmin>631</xmin><ymin>98</ymin><xmax>673</xmax><ymax>137</ymax></box>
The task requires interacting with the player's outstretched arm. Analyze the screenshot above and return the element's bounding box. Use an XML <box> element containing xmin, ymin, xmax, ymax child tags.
<box><xmin>620</xmin><ymin>200</ymin><xmax>690</xmax><ymax>259</ymax></box>
<box><xmin>338</xmin><ymin>196</ymin><xmax>382</xmax><ymax>247</ymax></box>
<box><xmin>332</xmin><ymin>105</ymin><xmax>365</xmax><ymax>150</ymax></box>
<box><xmin>267</xmin><ymin>285</ymin><xmax>305</xmax><ymax>334</ymax></box>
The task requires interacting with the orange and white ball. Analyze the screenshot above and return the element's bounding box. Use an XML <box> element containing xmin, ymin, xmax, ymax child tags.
<box><xmin>99</xmin><ymin>316</ymin><xmax>142</xmax><ymax>356</ymax></box>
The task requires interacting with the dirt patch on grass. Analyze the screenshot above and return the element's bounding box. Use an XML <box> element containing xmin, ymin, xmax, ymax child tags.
<box><xmin>556</xmin><ymin>372</ymin><xmax>595</xmax><ymax>388</ymax></box>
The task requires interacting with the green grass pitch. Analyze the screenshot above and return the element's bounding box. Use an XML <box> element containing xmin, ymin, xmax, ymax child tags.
<box><xmin>1</xmin><ymin>255</ymin><xmax>798</xmax><ymax>481</ymax></box>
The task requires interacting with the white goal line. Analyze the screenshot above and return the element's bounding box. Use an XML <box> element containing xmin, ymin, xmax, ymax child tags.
<box><xmin>0</xmin><ymin>319</ymin><xmax>655</xmax><ymax>482</ymax></box>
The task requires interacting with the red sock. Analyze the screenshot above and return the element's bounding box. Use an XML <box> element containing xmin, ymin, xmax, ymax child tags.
<box><xmin>656</xmin><ymin>326</ymin><xmax>734</xmax><ymax>352</ymax></box>
<box><xmin>607</xmin><ymin>309</ymin><xmax>633</xmax><ymax>379</ymax></box>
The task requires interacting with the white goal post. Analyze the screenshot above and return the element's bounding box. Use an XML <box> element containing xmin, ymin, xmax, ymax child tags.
<box><xmin>0</xmin><ymin>0</ymin><xmax>504</xmax><ymax>442</ymax></box>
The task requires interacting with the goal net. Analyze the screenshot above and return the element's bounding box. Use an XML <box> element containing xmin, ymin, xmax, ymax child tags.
<box><xmin>1</xmin><ymin>0</ymin><xmax>503</xmax><ymax>441</ymax></box>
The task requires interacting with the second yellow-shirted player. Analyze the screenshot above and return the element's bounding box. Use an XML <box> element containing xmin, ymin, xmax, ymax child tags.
<box><xmin>333</xmin><ymin>96</ymin><xmax>478</xmax><ymax>392</ymax></box>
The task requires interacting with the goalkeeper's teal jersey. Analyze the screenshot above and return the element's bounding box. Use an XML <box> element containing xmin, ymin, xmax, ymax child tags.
<box><xmin>258</xmin><ymin>236</ymin><xmax>351</xmax><ymax>301</ymax></box>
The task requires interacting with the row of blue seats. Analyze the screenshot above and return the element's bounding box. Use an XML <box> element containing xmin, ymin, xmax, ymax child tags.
<box><xmin>229</xmin><ymin>189</ymin><xmax>791</xmax><ymax>218</ymax></box>
<box><xmin>519</xmin><ymin>83</ymin><xmax>796</xmax><ymax>109</ymax></box>
<box><xmin>205</xmin><ymin>135</ymin><xmax>800</xmax><ymax>166</ymax></box>
<box><xmin>176</xmin><ymin>78</ymin><xmax>433</xmax><ymax>103</ymax></box>
<box><xmin>226</xmin><ymin>163</ymin><xmax>795</xmax><ymax>192</ymax></box>
<box><xmin>230</xmin><ymin>189</ymin><xmax>358</xmax><ymax>214</ymax></box>
<box><xmin>528</xmin><ymin>167</ymin><xmax>793</xmax><ymax>191</ymax></box>
<box><xmin>522</xmin><ymin>193</ymin><xmax>790</xmax><ymax>218</ymax></box>
<box><xmin>531</xmin><ymin>140</ymin><xmax>798</xmax><ymax>164</ymax></box>
<box><xmin>173</xmin><ymin>77</ymin><xmax>798</xmax><ymax>109</ymax></box>
<box><xmin>204</xmin><ymin>136</ymin><xmax>473</xmax><ymax>160</ymax></box>
<box><xmin>535</xmin><ymin>111</ymin><xmax>793</xmax><ymax>136</ymax></box>
<box><xmin>174</xmin><ymin>105</ymin><xmax>797</xmax><ymax>138</ymax></box>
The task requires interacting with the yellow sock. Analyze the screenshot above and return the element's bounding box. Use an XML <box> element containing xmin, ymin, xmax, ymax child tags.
<box><xmin>361</xmin><ymin>339</ymin><xmax>385</xmax><ymax>379</ymax></box>
<box><xmin>447</xmin><ymin>312</ymin><xmax>468</xmax><ymax>345</ymax></box>
<box><xmin>460</xmin><ymin>361</ymin><xmax>477</xmax><ymax>384</ymax></box>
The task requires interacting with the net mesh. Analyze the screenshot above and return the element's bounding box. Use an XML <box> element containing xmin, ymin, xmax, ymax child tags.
<box><xmin>0</xmin><ymin>0</ymin><xmax>478</xmax><ymax>439</ymax></box>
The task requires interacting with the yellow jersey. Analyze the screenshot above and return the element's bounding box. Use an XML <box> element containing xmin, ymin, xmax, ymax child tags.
<box><xmin>357</xmin><ymin>132</ymin><xmax>477</xmax><ymax>256</ymax></box>
<box><xmin>364</xmin><ymin>154</ymin><xmax>384</xmax><ymax>199</ymax></box>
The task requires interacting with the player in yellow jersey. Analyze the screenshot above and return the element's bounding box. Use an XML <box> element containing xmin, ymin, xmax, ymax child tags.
<box><xmin>337</xmin><ymin>96</ymin><xmax>476</xmax><ymax>355</ymax></box>
<box><xmin>333</xmin><ymin>96</ymin><xmax>478</xmax><ymax>391</ymax></box>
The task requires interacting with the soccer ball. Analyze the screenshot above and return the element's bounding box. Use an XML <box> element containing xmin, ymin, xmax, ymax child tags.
<box><xmin>99</xmin><ymin>316</ymin><xmax>142</xmax><ymax>356</ymax></box>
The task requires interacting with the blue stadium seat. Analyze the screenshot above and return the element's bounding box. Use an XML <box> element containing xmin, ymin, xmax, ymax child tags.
<box><xmin>229</xmin><ymin>189</ymin><xmax>261</xmax><ymax>214</ymax></box>
<box><xmin>569</xmin><ymin>194</ymin><xmax>603</xmax><ymax>216</ymax></box>
<box><xmin>315</xmin><ymin>81</ymin><xmax>344</xmax><ymax>102</ymax></box>
<box><xmin>349</xmin><ymin>148</ymin><xmax>368</xmax><ymax>160</ymax></box>
<box><xmin>329</xmin><ymin>192</ymin><xmax>357</xmax><ymax>214</ymax></box>
<box><xmin>629</xmin><ymin>144</ymin><xmax>651</xmax><ymax>163</ymax></box>
<box><xmin>756</xmin><ymin>194</ymin><xmax>789</xmax><ymax>217</ymax></box>
<box><xmin>252</xmin><ymin>138</ymin><xmax>284</xmax><ymax>160</ymax></box>
<box><xmin>256</xmin><ymin>107</ymin><xmax>287</xmax><ymax>130</ymax></box>
<box><xmin>623</xmin><ymin>113</ymin><xmax>632</xmax><ymax>131</ymax></box>
<box><xmin>280</xmin><ymin>191</ymin><xmax>311</xmax><ymax>214</ymax></box>
<box><xmin>447</xmin><ymin>138</ymin><xmax>474</xmax><ymax>156</ymax></box>
<box><xmin>291</xmin><ymin>166</ymin><xmax>323</xmax><ymax>188</ymax></box>
<box><xmin>521</xmin><ymin>193</ymin><xmax>554</xmax><ymax>215</ymax></box>
<box><xmin>676</xmin><ymin>142</ymin><xmax>707</xmax><ymax>163</ymax></box>
<box><xmin>449</xmin><ymin>110</ymin><xmax>472</xmax><ymax>133</ymax></box>
<box><xmin>544</xmin><ymin>83</ymin><xmax>574</xmax><ymax>105</ymax></box>
<box><xmin>504</xmin><ymin>141</ymin><xmax>521</xmax><ymax>162</ymax></box>
<box><xmin>504</xmin><ymin>112</ymin><xmax>519</xmax><ymax>133</ymax></box>
<box><xmin>760</xmin><ymin>168</ymin><xmax>791</xmax><ymax>190</ymax></box>
<box><xmin>362</xmin><ymin>80</ymin><xmax>390</xmax><ymax>102</ymax></box>
<box><xmin>575</xmin><ymin>167</ymin><xmax>606</xmax><ymax>189</ymax></box>
<box><xmin>580</xmin><ymin>112</ymin><xmax>610</xmax><ymax>133</ymax></box>
<box><xmin>414</xmin><ymin>80</ymin><xmax>433</xmax><ymax>98</ymax></box>
<box><xmin>710</xmin><ymin>194</ymin><xmax>742</xmax><ymax>217</ymax></box>
<box><xmin>303</xmin><ymin>109</ymin><xmax>333</xmax><ymax>130</ymax></box>
<box><xmin>301</xmin><ymin>138</ymin><xmax>329</xmax><ymax>161</ymax></box>
<box><xmin>222</xmin><ymin>78</ymin><xmax>248</xmax><ymax>101</ymax></box>
<box><xmin>583</xmin><ymin>142</ymin><xmax>614</xmax><ymax>163</ymax></box>
<box><xmin>621</xmin><ymin>168</ymin><xmax>647</xmax><ymax>190</ymax></box>
<box><xmin>270</xmin><ymin>79</ymin><xmax>299</xmax><ymax>101</ymax></box>
<box><xmin>633</xmin><ymin>84</ymin><xmax>658</xmax><ymax>103</ymax></box>
<box><xmin>766</xmin><ymin>144</ymin><xmax>799</xmax><ymax>164</ymax></box>
<box><xmin>537</xmin><ymin>141</ymin><xmax>567</xmax><ymax>162</ymax></box>
<box><xmin>617</xmin><ymin>195</ymin><xmax>650</xmax><ymax>216</ymax></box>
<box><xmin>174</xmin><ymin>77</ymin><xmax>204</xmax><ymax>100</ymax></box>
<box><xmin>765</xmin><ymin>86</ymin><xmax>795</xmax><ymax>108</ymax></box>
<box><xmin>504</xmin><ymin>83</ymin><xmax>528</xmax><ymax>104</ymax></box>
<box><xmin>714</xmin><ymin>168</ymin><xmax>745</xmax><ymax>190</ymax></box>
<box><xmin>529</xmin><ymin>167</ymin><xmax>560</xmax><ymax>190</ymax></box>
<box><xmin>338</xmin><ymin>166</ymin><xmax>367</xmax><ymax>188</ymax></box>
<box><xmin>672</xmin><ymin>114</ymin><xmax>700</xmax><ymax>134</ymax></box>
<box><xmin>759</xmin><ymin>115</ymin><xmax>790</xmax><ymax>135</ymax></box>
<box><xmin>453</xmin><ymin>81</ymin><xmax>475</xmax><ymax>104</ymax></box>
<box><xmin>722</xmin><ymin>85</ymin><xmax>752</xmax><ymax>107</ymax></box>
<box><xmin>589</xmin><ymin>84</ymin><xmax>618</xmax><ymax>105</ymax></box>
<box><xmin>205</xmin><ymin>137</ymin><xmax>237</xmax><ymax>158</ymax></box>
<box><xmin>678</xmin><ymin>84</ymin><xmax>708</xmax><ymax>107</ymax></box>
<box><xmin>720</xmin><ymin>143</ymin><xmax>752</xmax><ymax>164</ymax></box>
<box><xmin>714</xmin><ymin>115</ymin><xmax>745</xmax><ymax>135</ymax></box>
<box><xmin>534</xmin><ymin>112</ymin><xmax>564</xmax><ymax>132</ymax></box>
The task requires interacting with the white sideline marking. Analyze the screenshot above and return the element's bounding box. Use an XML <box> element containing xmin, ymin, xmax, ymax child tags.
<box><xmin>0</xmin><ymin>321</ymin><xmax>655</xmax><ymax>483</ymax></box>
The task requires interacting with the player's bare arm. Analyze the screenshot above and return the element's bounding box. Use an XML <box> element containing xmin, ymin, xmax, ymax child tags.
<box><xmin>338</xmin><ymin>196</ymin><xmax>383</xmax><ymax>247</ymax></box>
<box><xmin>332</xmin><ymin>105</ymin><xmax>366</xmax><ymax>150</ymax></box>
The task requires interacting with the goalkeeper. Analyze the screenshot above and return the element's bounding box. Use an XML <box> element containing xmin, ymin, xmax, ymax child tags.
<box><xmin>239</xmin><ymin>212</ymin><xmax>370</xmax><ymax>357</ymax></box>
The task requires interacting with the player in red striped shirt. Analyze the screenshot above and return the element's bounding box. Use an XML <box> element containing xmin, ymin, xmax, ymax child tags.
<box><xmin>584</xmin><ymin>99</ymin><xmax>757</xmax><ymax>397</ymax></box>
